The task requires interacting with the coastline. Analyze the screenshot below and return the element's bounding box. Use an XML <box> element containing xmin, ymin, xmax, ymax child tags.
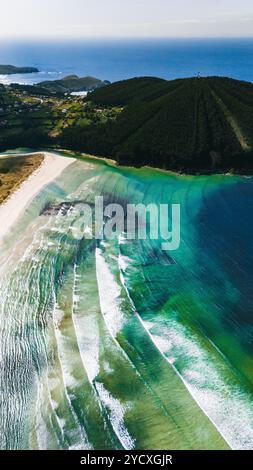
<box><xmin>0</xmin><ymin>147</ymin><xmax>246</xmax><ymax>247</ymax></box>
<box><xmin>0</xmin><ymin>151</ymin><xmax>75</xmax><ymax>243</ymax></box>
<box><xmin>65</xmin><ymin>150</ymin><xmax>248</xmax><ymax>179</ymax></box>
<box><xmin>0</xmin><ymin>149</ymin><xmax>251</xmax><ymax>450</ymax></box>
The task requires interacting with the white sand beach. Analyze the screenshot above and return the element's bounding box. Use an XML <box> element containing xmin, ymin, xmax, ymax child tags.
<box><xmin>0</xmin><ymin>152</ymin><xmax>75</xmax><ymax>243</ymax></box>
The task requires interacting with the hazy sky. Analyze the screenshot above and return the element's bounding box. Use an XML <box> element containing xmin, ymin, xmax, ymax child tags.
<box><xmin>1</xmin><ymin>0</ymin><xmax>253</xmax><ymax>39</ymax></box>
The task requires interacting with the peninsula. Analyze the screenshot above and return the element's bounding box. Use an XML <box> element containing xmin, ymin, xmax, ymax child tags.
<box><xmin>38</xmin><ymin>75</ymin><xmax>109</xmax><ymax>93</ymax></box>
<box><xmin>0</xmin><ymin>65</ymin><xmax>39</xmax><ymax>75</ymax></box>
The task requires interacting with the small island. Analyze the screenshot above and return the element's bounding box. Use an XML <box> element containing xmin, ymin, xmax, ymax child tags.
<box><xmin>0</xmin><ymin>65</ymin><xmax>39</xmax><ymax>75</ymax></box>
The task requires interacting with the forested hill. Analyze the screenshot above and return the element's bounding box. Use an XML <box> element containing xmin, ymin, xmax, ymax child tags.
<box><xmin>60</xmin><ymin>76</ymin><xmax>253</xmax><ymax>173</ymax></box>
<box><xmin>38</xmin><ymin>75</ymin><xmax>109</xmax><ymax>93</ymax></box>
<box><xmin>1</xmin><ymin>75</ymin><xmax>253</xmax><ymax>173</ymax></box>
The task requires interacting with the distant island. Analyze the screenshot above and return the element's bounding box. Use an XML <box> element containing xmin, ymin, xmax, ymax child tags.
<box><xmin>0</xmin><ymin>65</ymin><xmax>39</xmax><ymax>75</ymax></box>
<box><xmin>1</xmin><ymin>75</ymin><xmax>253</xmax><ymax>174</ymax></box>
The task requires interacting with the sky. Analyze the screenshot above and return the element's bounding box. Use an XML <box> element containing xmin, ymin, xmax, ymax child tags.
<box><xmin>1</xmin><ymin>0</ymin><xmax>253</xmax><ymax>39</ymax></box>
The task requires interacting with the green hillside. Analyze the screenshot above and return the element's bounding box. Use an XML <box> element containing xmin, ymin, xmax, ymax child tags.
<box><xmin>1</xmin><ymin>75</ymin><xmax>253</xmax><ymax>173</ymax></box>
<box><xmin>88</xmin><ymin>76</ymin><xmax>173</xmax><ymax>105</ymax></box>
<box><xmin>58</xmin><ymin>76</ymin><xmax>253</xmax><ymax>173</ymax></box>
<box><xmin>38</xmin><ymin>75</ymin><xmax>109</xmax><ymax>93</ymax></box>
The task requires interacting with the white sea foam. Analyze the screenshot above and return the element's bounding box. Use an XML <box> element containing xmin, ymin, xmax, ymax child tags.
<box><xmin>52</xmin><ymin>303</ymin><xmax>92</xmax><ymax>449</ymax></box>
<box><xmin>95</xmin><ymin>248</ymin><xmax>126</xmax><ymax>338</ymax></box>
<box><xmin>117</xmin><ymin>256</ymin><xmax>239</xmax><ymax>449</ymax></box>
<box><xmin>103</xmin><ymin>361</ymin><xmax>114</xmax><ymax>374</ymax></box>
<box><xmin>0</xmin><ymin>75</ymin><xmax>11</xmax><ymax>85</ymax></box>
<box><xmin>71</xmin><ymin>264</ymin><xmax>100</xmax><ymax>383</ymax></box>
<box><xmin>118</xmin><ymin>254</ymin><xmax>133</xmax><ymax>272</ymax></box>
<box><xmin>139</xmin><ymin>314</ymin><xmax>253</xmax><ymax>450</ymax></box>
<box><xmin>34</xmin><ymin>377</ymin><xmax>61</xmax><ymax>450</ymax></box>
<box><xmin>95</xmin><ymin>382</ymin><xmax>135</xmax><ymax>450</ymax></box>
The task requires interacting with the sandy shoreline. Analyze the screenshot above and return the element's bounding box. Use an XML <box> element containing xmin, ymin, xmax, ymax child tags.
<box><xmin>0</xmin><ymin>151</ymin><xmax>75</xmax><ymax>243</ymax></box>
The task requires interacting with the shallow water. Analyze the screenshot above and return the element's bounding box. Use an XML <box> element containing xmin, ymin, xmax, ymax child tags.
<box><xmin>0</xmin><ymin>153</ymin><xmax>253</xmax><ymax>449</ymax></box>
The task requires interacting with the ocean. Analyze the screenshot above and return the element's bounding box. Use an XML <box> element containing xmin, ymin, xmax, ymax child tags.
<box><xmin>0</xmin><ymin>38</ymin><xmax>253</xmax><ymax>85</ymax></box>
<box><xmin>1</xmin><ymin>39</ymin><xmax>253</xmax><ymax>450</ymax></box>
<box><xmin>1</xmin><ymin>152</ymin><xmax>253</xmax><ymax>450</ymax></box>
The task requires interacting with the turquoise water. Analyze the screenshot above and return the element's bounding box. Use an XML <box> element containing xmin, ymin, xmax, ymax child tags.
<box><xmin>1</xmin><ymin>39</ymin><xmax>253</xmax><ymax>84</ymax></box>
<box><xmin>0</xmin><ymin>153</ymin><xmax>253</xmax><ymax>449</ymax></box>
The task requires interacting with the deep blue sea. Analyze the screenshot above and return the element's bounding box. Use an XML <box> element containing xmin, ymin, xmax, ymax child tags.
<box><xmin>0</xmin><ymin>38</ymin><xmax>253</xmax><ymax>85</ymax></box>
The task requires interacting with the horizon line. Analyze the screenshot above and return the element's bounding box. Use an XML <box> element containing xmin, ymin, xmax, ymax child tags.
<box><xmin>1</xmin><ymin>36</ymin><xmax>253</xmax><ymax>42</ymax></box>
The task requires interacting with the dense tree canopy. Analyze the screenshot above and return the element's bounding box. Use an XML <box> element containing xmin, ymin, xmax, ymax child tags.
<box><xmin>59</xmin><ymin>76</ymin><xmax>253</xmax><ymax>173</ymax></box>
<box><xmin>1</xmin><ymin>76</ymin><xmax>253</xmax><ymax>173</ymax></box>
